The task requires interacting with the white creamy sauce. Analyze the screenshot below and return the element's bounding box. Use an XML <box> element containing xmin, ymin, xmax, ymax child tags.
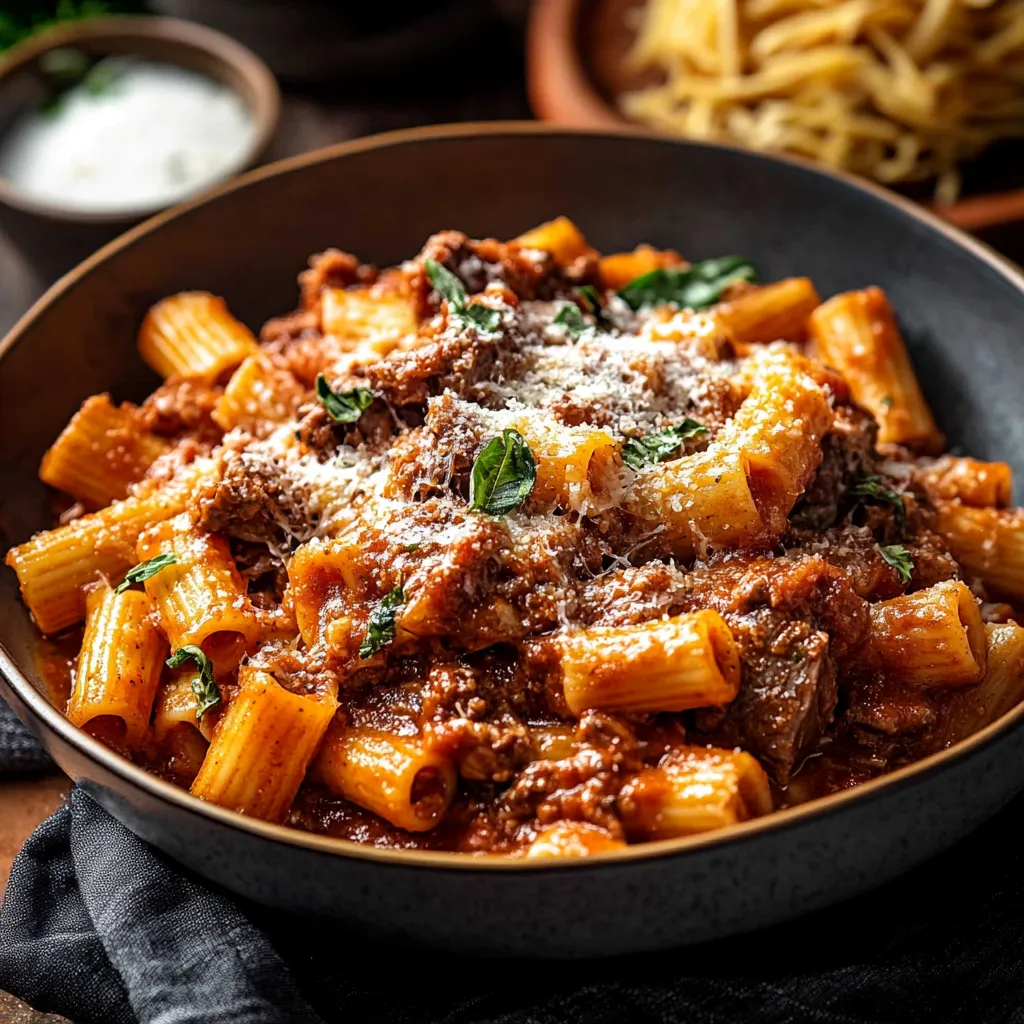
<box><xmin>0</xmin><ymin>60</ymin><xmax>255</xmax><ymax>212</ymax></box>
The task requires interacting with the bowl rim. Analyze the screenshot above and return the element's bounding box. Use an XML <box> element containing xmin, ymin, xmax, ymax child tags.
<box><xmin>4</xmin><ymin>119</ymin><xmax>1024</xmax><ymax>872</ymax></box>
<box><xmin>0</xmin><ymin>14</ymin><xmax>280</xmax><ymax>224</ymax></box>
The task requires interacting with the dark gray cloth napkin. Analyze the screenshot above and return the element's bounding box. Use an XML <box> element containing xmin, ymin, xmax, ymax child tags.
<box><xmin>3</xmin><ymin>764</ymin><xmax>1024</xmax><ymax>1024</ymax></box>
<box><xmin>0</xmin><ymin>698</ymin><xmax>51</xmax><ymax>774</ymax></box>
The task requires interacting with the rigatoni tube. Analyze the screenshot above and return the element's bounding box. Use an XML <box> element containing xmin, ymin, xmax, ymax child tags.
<box><xmin>5</xmin><ymin>468</ymin><xmax>200</xmax><ymax>634</ymax></box>
<box><xmin>138</xmin><ymin>291</ymin><xmax>259</xmax><ymax>383</ymax></box>
<box><xmin>560</xmin><ymin>610</ymin><xmax>741</xmax><ymax>715</ymax></box>
<box><xmin>190</xmin><ymin>668</ymin><xmax>337</xmax><ymax>822</ymax></box>
<box><xmin>939</xmin><ymin>624</ymin><xmax>1024</xmax><ymax>747</ymax></box>
<box><xmin>934</xmin><ymin>504</ymin><xmax>1024</xmax><ymax>604</ymax></box>
<box><xmin>617</xmin><ymin>747</ymin><xmax>773</xmax><ymax>839</ymax></box>
<box><xmin>714</xmin><ymin>277</ymin><xmax>821</xmax><ymax>349</ymax></box>
<box><xmin>312</xmin><ymin>722</ymin><xmax>456</xmax><ymax>833</ymax></box>
<box><xmin>39</xmin><ymin>394</ymin><xmax>169</xmax><ymax>508</ymax></box>
<box><xmin>525</xmin><ymin>822</ymin><xmax>626</xmax><ymax>858</ymax></box>
<box><xmin>809</xmin><ymin>287</ymin><xmax>942</xmax><ymax>452</ymax></box>
<box><xmin>138</xmin><ymin>513</ymin><xmax>261</xmax><ymax>673</ymax></box>
<box><xmin>67</xmin><ymin>583</ymin><xmax>167</xmax><ymax>749</ymax></box>
<box><xmin>868</xmin><ymin>580</ymin><xmax>987</xmax><ymax>687</ymax></box>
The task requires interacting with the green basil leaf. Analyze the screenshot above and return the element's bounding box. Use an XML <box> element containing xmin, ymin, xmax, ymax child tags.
<box><xmin>617</xmin><ymin>256</ymin><xmax>758</xmax><ymax>311</ymax></box>
<box><xmin>553</xmin><ymin>301</ymin><xmax>588</xmax><ymax>339</ymax></box>
<box><xmin>461</xmin><ymin>302</ymin><xmax>501</xmax><ymax>333</ymax></box>
<box><xmin>424</xmin><ymin>257</ymin><xmax>467</xmax><ymax>308</ymax></box>
<box><xmin>316</xmin><ymin>374</ymin><xmax>374</xmax><ymax>424</ymax></box>
<box><xmin>114</xmin><ymin>553</ymin><xmax>178</xmax><ymax>594</ymax></box>
<box><xmin>359</xmin><ymin>586</ymin><xmax>405</xmax><ymax>659</ymax></box>
<box><xmin>469</xmin><ymin>429</ymin><xmax>537</xmax><ymax>516</ymax></box>
<box><xmin>577</xmin><ymin>284</ymin><xmax>602</xmax><ymax>316</ymax></box>
<box><xmin>878</xmin><ymin>544</ymin><xmax>914</xmax><ymax>584</ymax></box>
<box><xmin>850</xmin><ymin>475</ymin><xmax>907</xmax><ymax>536</ymax></box>
<box><xmin>621</xmin><ymin>419</ymin><xmax>708</xmax><ymax>471</ymax></box>
<box><xmin>424</xmin><ymin>257</ymin><xmax>500</xmax><ymax>333</ymax></box>
<box><xmin>166</xmin><ymin>645</ymin><xmax>221</xmax><ymax>720</ymax></box>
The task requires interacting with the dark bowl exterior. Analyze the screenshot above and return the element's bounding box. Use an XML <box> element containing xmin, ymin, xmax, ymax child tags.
<box><xmin>3</xmin><ymin>124</ymin><xmax>1024</xmax><ymax>956</ymax></box>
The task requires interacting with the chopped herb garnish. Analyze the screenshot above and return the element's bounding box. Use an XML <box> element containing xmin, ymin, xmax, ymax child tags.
<box><xmin>166</xmin><ymin>645</ymin><xmax>220</xmax><ymax>720</ymax></box>
<box><xmin>315</xmin><ymin>374</ymin><xmax>374</xmax><ymax>424</ymax></box>
<box><xmin>880</xmin><ymin>395</ymin><xmax>894</xmax><ymax>408</ymax></box>
<box><xmin>114</xmin><ymin>553</ymin><xmax>177</xmax><ymax>594</ymax></box>
<box><xmin>553</xmin><ymin>301</ymin><xmax>588</xmax><ymax>339</ymax></box>
<box><xmin>621</xmin><ymin>419</ymin><xmax>708</xmax><ymax>471</ymax></box>
<box><xmin>879</xmin><ymin>544</ymin><xmax>914</xmax><ymax>584</ymax></box>
<box><xmin>424</xmin><ymin>257</ymin><xmax>501</xmax><ymax>333</ymax></box>
<box><xmin>577</xmin><ymin>284</ymin><xmax>602</xmax><ymax>315</ymax></box>
<box><xmin>850</xmin><ymin>475</ymin><xmax>907</xmax><ymax>536</ymax></box>
<box><xmin>617</xmin><ymin>256</ymin><xmax>758</xmax><ymax>311</ymax></box>
<box><xmin>403</xmin><ymin>542</ymin><xmax>421</xmax><ymax>553</ymax></box>
<box><xmin>469</xmin><ymin>429</ymin><xmax>537</xmax><ymax>516</ymax></box>
<box><xmin>359</xmin><ymin>586</ymin><xmax>405</xmax><ymax>659</ymax></box>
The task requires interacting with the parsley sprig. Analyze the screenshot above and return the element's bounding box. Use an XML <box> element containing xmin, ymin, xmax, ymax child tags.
<box><xmin>359</xmin><ymin>586</ymin><xmax>405</xmax><ymax>659</ymax></box>
<box><xmin>621</xmin><ymin>420</ymin><xmax>708</xmax><ymax>471</ymax></box>
<box><xmin>617</xmin><ymin>256</ymin><xmax>758</xmax><ymax>311</ymax></box>
<box><xmin>878</xmin><ymin>544</ymin><xmax>914</xmax><ymax>584</ymax></box>
<box><xmin>424</xmin><ymin>258</ymin><xmax>501</xmax><ymax>333</ymax></box>
<box><xmin>469</xmin><ymin>429</ymin><xmax>537</xmax><ymax>516</ymax></box>
<box><xmin>114</xmin><ymin>554</ymin><xmax>177</xmax><ymax>594</ymax></box>
<box><xmin>166</xmin><ymin>645</ymin><xmax>221</xmax><ymax>720</ymax></box>
<box><xmin>850</xmin><ymin>475</ymin><xmax>908</xmax><ymax>536</ymax></box>
<box><xmin>316</xmin><ymin>374</ymin><xmax>374</xmax><ymax>424</ymax></box>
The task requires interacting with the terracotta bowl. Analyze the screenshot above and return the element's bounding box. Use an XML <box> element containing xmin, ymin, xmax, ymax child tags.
<box><xmin>0</xmin><ymin>16</ymin><xmax>280</xmax><ymax>281</ymax></box>
<box><xmin>527</xmin><ymin>0</ymin><xmax>1024</xmax><ymax>234</ymax></box>
<box><xmin>3</xmin><ymin>123</ymin><xmax>1024</xmax><ymax>957</ymax></box>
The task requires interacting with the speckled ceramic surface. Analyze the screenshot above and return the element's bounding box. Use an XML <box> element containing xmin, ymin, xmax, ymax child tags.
<box><xmin>3</xmin><ymin>124</ymin><xmax>1024</xmax><ymax>957</ymax></box>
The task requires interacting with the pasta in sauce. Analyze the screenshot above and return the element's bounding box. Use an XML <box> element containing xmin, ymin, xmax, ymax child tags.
<box><xmin>8</xmin><ymin>218</ymin><xmax>1024</xmax><ymax>857</ymax></box>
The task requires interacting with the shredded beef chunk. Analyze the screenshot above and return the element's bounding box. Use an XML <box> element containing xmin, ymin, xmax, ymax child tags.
<box><xmin>790</xmin><ymin>405</ymin><xmax>878</xmax><ymax>530</ymax></box>
<box><xmin>695</xmin><ymin>612</ymin><xmax>837</xmax><ymax>785</ymax></box>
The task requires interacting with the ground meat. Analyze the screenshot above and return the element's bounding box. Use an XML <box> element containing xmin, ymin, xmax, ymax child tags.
<box><xmin>299</xmin><ymin>249</ymin><xmax>377</xmax><ymax>310</ymax></box>
<box><xmin>189</xmin><ymin>446</ymin><xmax>313</xmax><ymax>550</ymax></box>
<box><xmin>364</xmin><ymin>316</ymin><xmax>518</xmax><ymax>409</ymax></box>
<box><xmin>138</xmin><ymin>377</ymin><xmax>223</xmax><ymax>441</ymax></box>
<box><xmin>578</xmin><ymin>562</ymin><xmax>693</xmax><ymax>627</ymax></box>
<box><xmin>408</xmin><ymin>231</ymin><xmax>598</xmax><ymax>318</ymax></box>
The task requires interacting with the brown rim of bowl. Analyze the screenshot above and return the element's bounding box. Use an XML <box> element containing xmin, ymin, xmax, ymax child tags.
<box><xmin>526</xmin><ymin>0</ymin><xmax>1024</xmax><ymax>233</ymax></box>
<box><xmin>0</xmin><ymin>15</ymin><xmax>280</xmax><ymax>224</ymax></box>
<box><xmin>3</xmin><ymin>120</ymin><xmax>1024</xmax><ymax>872</ymax></box>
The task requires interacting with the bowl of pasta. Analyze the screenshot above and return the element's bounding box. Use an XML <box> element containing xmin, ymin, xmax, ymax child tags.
<box><xmin>3</xmin><ymin>122</ymin><xmax>1024</xmax><ymax>957</ymax></box>
<box><xmin>528</xmin><ymin>0</ymin><xmax>1024</xmax><ymax>232</ymax></box>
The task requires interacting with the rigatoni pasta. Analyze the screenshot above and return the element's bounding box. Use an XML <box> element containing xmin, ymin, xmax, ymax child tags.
<box><xmin>7</xmin><ymin>222</ymin><xmax>1024</xmax><ymax>856</ymax></box>
<box><xmin>40</xmin><ymin>395</ymin><xmax>169</xmax><ymax>508</ymax></box>
<box><xmin>67</xmin><ymin>583</ymin><xmax>166</xmax><ymax>749</ymax></box>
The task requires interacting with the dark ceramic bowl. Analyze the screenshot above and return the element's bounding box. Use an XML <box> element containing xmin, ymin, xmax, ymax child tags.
<box><xmin>2</xmin><ymin>123</ymin><xmax>1024</xmax><ymax>958</ymax></box>
<box><xmin>0</xmin><ymin>16</ymin><xmax>280</xmax><ymax>282</ymax></box>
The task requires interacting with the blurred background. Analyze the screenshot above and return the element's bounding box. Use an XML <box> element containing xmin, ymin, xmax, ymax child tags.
<box><xmin>1</xmin><ymin>0</ymin><xmax>1023</xmax><ymax>337</ymax></box>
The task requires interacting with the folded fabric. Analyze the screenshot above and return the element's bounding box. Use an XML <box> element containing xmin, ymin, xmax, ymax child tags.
<box><xmin>2</xmin><ymin>787</ymin><xmax>1024</xmax><ymax>1024</ymax></box>
<box><xmin>0</xmin><ymin>698</ymin><xmax>51</xmax><ymax>774</ymax></box>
